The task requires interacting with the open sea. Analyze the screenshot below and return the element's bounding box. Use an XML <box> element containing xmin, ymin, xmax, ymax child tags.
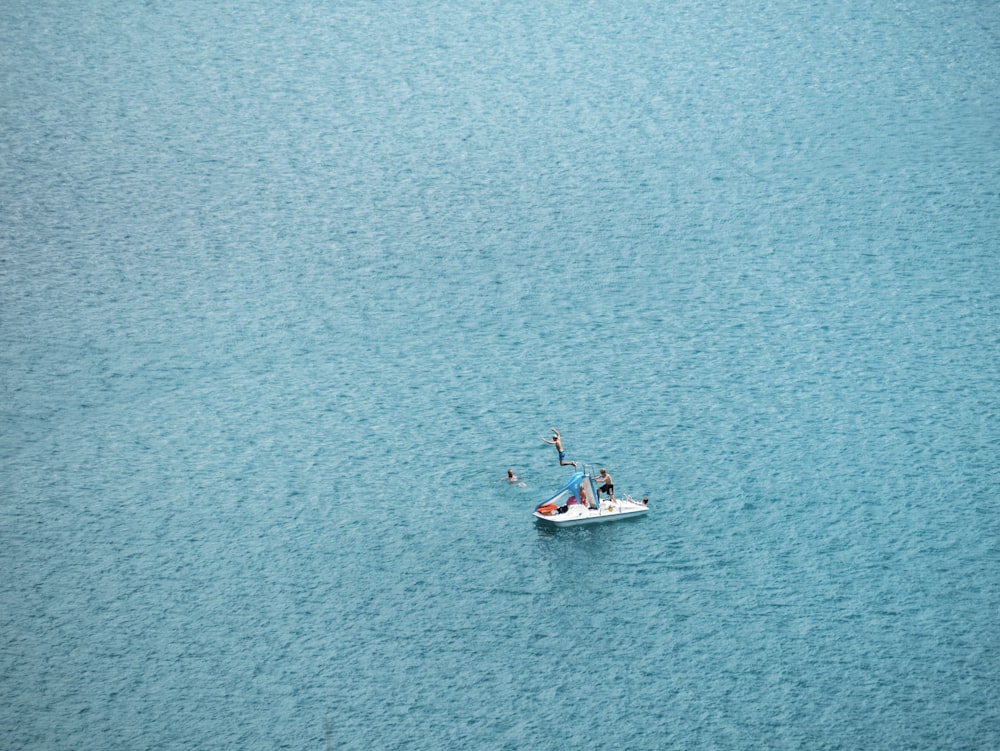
<box><xmin>2</xmin><ymin>1</ymin><xmax>998</xmax><ymax>748</ymax></box>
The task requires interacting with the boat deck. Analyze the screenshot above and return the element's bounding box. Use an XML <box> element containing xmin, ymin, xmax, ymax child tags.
<box><xmin>534</xmin><ymin>497</ymin><xmax>648</xmax><ymax>526</ymax></box>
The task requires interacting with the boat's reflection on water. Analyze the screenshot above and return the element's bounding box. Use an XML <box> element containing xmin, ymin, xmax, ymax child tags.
<box><xmin>533</xmin><ymin>511</ymin><xmax>647</xmax><ymax>538</ymax></box>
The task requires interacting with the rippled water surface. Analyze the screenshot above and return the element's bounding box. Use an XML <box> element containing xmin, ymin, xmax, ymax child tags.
<box><xmin>2</xmin><ymin>1</ymin><xmax>998</xmax><ymax>748</ymax></box>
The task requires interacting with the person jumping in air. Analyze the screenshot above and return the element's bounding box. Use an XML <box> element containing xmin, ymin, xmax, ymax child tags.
<box><xmin>543</xmin><ymin>428</ymin><xmax>577</xmax><ymax>467</ymax></box>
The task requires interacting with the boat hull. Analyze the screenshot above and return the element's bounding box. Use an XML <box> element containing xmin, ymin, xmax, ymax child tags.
<box><xmin>533</xmin><ymin>500</ymin><xmax>649</xmax><ymax>526</ymax></box>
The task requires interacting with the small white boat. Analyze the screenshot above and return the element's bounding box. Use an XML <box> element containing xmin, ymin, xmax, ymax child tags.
<box><xmin>534</xmin><ymin>471</ymin><xmax>649</xmax><ymax>526</ymax></box>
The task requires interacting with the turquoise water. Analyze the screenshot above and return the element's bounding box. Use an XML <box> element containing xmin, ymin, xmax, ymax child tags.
<box><xmin>2</xmin><ymin>1</ymin><xmax>998</xmax><ymax>748</ymax></box>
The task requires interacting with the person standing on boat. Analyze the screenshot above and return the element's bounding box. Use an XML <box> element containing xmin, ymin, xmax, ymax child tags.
<box><xmin>543</xmin><ymin>428</ymin><xmax>577</xmax><ymax>468</ymax></box>
<box><xmin>596</xmin><ymin>468</ymin><xmax>615</xmax><ymax>501</ymax></box>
